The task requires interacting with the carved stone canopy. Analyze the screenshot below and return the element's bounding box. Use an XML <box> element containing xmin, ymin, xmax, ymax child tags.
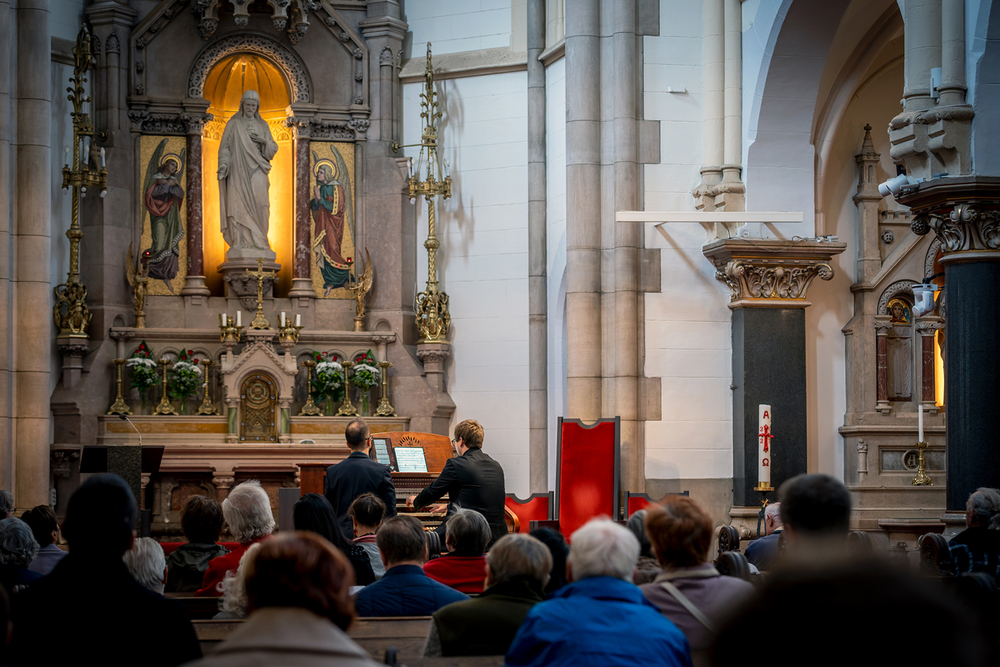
<box><xmin>703</xmin><ymin>238</ymin><xmax>847</xmax><ymax>309</ymax></box>
<box><xmin>903</xmin><ymin>177</ymin><xmax>1000</xmax><ymax>264</ymax></box>
<box><xmin>220</xmin><ymin>329</ymin><xmax>298</xmax><ymax>410</ymax></box>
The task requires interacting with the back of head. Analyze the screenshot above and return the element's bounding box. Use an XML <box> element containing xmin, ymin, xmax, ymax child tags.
<box><xmin>568</xmin><ymin>518</ymin><xmax>639</xmax><ymax>582</ymax></box>
<box><xmin>245</xmin><ymin>532</ymin><xmax>356</xmax><ymax>630</ymax></box>
<box><xmin>765</xmin><ymin>502</ymin><xmax>783</xmax><ymax>530</ymax></box>
<box><xmin>21</xmin><ymin>505</ymin><xmax>58</xmax><ymax>548</ymax></box>
<box><xmin>445</xmin><ymin>508</ymin><xmax>491</xmax><ymax>555</ymax></box>
<box><xmin>626</xmin><ymin>510</ymin><xmax>654</xmax><ymax>559</ymax></box>
<box><xmin>711</xmin><ymin>559</ymin><xmax>992</xmax><ymax>666</ymax></box>
<box><xmin>0</xmin><ymin>492</ymin><xmax>13</xmax><ymax>519</ymax></box>
<box><xmin>349</xmin><ymin>493</ymin><xmax>385</xmax><ymax>529</ymax></box>
<box><xmin>0</xmin><ymin>518</ymin><xmax>38</xmax><ymax>568</ymax></box>
<box><xmin>223</xmin><ymin>480</ymin><xmax>275</xmax><ymax>544</ymax></box>
<box><xmin>220</xmin><ymin>541</ymin><xmax>264</xmax><ymax>617</ymax></box>
<box><xmin>376</xmin><ymin>515</ymin><xmax>427</xmax><ymax>566</ymax></box>
<box><xmin>181</xmin><ymin>495</ymin><xmax>224</xmax><ymax>544</ymax></box>
<box><xmin>487</xmin><ymin>534</ymin><xmax>552</xmax><ymax>588</ymax></box>
<box><xmin>454</xmin><ymin>419</ymin><xmax>484</xmax><ymax>449</ymax></box>
<box><xmin>965</xmin><ymin>488</ymin><xmax>1000</xmax><ymax>528</ymax></box>
<box><xmin>63</xmin><ymin>473</ymin><xmax>138</xmax><ymax>558</ymax></box>
<box><xmin>344</xmin><ymin>418</ymin><xmax>371</xmax><ymax>450</ymax></box>
<box><xmin>645</xmin><ymin>496</ymin><xmax>713</xmax><ymax>569</ymax></box>
<box><xmin>530</xmin><ymin>527</ymin><xmax>570</xmax><ymax>594</ymax></box>
<box><xmin>778</xmin><ymin>474</ymin><xmax>851</xmax><ymax>537</ymax></box>
<box><xmin>293</xmin><ymin>493</ymin><xmax>349</xmax><ymax>551</ymax></box>
<box><xmin>123</xmin><ymin>537</ymin><xmax>166</xmax><ymax>594</ymax></box>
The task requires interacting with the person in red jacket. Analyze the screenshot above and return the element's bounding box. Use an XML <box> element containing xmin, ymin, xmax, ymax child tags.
<box><xmin>423</xmin><ymin>508</ymin><xmax>491</xmax><ymax>594</ymax></box>
<box><xmin>196</xmin><ymin>480</ymin><xmax>274</xmax><ymax>596</ymax></box>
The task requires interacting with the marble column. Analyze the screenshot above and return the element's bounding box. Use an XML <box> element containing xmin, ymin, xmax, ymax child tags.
<box><xmin>181</xmin><ymin>114</ymin><xmax>210</xmax><ymax>296</ymax></box>
<box><xmin>288</xmin><ymin>121</ymin><xmax>315</xmax><ymax>298</ymax></box>
<box><xmin>874</xmin><ymin>315</ymin><xmax>892</xmax><ymax>414</ymax></box>
<box><xmin>14</xmin><ymin>0</ymin><xmax>51</xmax><ymax>509</ymax></box>
<box><xmin>527</xmin><ymin>0</ymin><xmax>548</xmax><ymax>493</ymax></box>
<box><xmin>916</xmin><ymin>315</ymin><xmax>944</xmax><ymax>411</ymax></box>
<box><xmin>906</xmin><ymin>180</ymin><xmax>1000</xmax><ymax>513</ymax></box>
<box><xmin>704</xmin><ymin>239</ymin><xmax>846</xmax><ymax>507</ymax></box>
<box><xmin>0</xmin><ymin>0</ymin><xmax>13</xmax><ymax>490</ymax></box>
<box><xmin>565</xmin><ymin>0</ymin><xmax>602</xmax><ymax>421</ymax></box>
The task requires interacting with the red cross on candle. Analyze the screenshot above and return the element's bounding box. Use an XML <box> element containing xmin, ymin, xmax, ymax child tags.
<box><xmin>759</xmin><ymin>425</ymin><xmax>773</xmax><ymax>453</ymax></box>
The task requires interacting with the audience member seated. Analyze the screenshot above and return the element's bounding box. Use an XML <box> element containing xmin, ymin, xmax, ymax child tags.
<box><xmin>10</xmin><ymin>473</ymin><xmax>201</xmax><ymax>666</ymax></box>
<box><xmin>744</xmin><ymin>502</ymin><xmax>783</xmax><ymax>572</ymax></box>
<box><xmin>530</xmin><ymin>527</ymin><xmax>569</xmax><ymax>596</ymax></box>
<box><xmin>350</xmin><ymin>493</ymin><xmax>386</xmax><ymax>580</ymax></box>
<box><xmin>215</xmin><ymin>542</ymin><xmax>263</xmax><ymax>619</ymax></box>
<box><xmin>778</xmin><ymin>473</ymin><xmax>852</xmax><ymax>562</ymax></box>
<box><xmin>423</xmin><ymin>507</ymin><xmax>490</xmax><ymax>594</ymax></box>
<box><xmin>123</xmin><ymin>537</ymin><xmax>167</xmax><ymax>594</ymax></box>
<box><xmin>21</xmin><ymin>505</ymin><xmax>66</xmax><ymax>576</ymax></box>
<box><xmin>710</xmin><ymin>558</ymin><xmax>994</xmax><ymax>667</ymax></box>
<box><xmin>640</xmin><ymin>497</ymin><xmax>755</xmax><ymax>655</ymax></box>
<box><xmin>948</xmin><ymin>487</ymin><xmax>1000</xmax><ymax>577</ymax></box>
<box><xmin>0</xmin><ymin>519</ymin><xmax>41</xmax><ymax>594</ymax></box>
<box><xmin>627</xmin><ymin>509</ymin><xmax>663</xmax><ymax>584</ymax></box>
<box><xmin>165</xmin><ymin>495</ymin><xmax>229</xmax><ymax>593</ymax></box>
<box><xmin>186</xmin><ymin>532</ymin><xmax>381</xmax><ymax>667</ymax></box>
<box><xmin>294</xmin><ymin>493</ymin><xmax>376</xmax><ymax>586</ymax></box>
<box><xmin>0</xmin><ymin>491</ymin><xmax>12</xmax><ymax>520</ymax></box>
<box><xmin>506</xmin><ymin>519</ymin><xmax>692</xmax><ymax>667</ymax></box>
<box><xmin>425</xmin><ymin>533</ymin><xmax>551</xmax><ymax>657</ymax></box>
<box><xmin>354</xmin><ymin>515</ymin><xmax>468</xmax><ymax>617</ymax></box>
<box><xmin>196</xmin><ymin>480</ymin><xmax>274</xmax><ymax>597</ymax></box>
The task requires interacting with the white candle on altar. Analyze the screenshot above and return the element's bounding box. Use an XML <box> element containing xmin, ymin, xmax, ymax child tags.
<box><xmin>918</xmin><ymin>407</ymin><xmax>924</xmax><ymax>442</ymax></box>
<box><xmin>295</xmin><ymin>313</ymin><xmax>301</xmax><ymax>327</ymax></box>
<box><xmin>280</xmin><ymin>311</ymin><xmax>286</xmax><ymax>327</ymax></box>
<box><xmin>758</xmin><ymin>405</ymin><xmax>772</xmax><ymax>488</ymax></box>
<box><xmin>236</xmin><ymin>311</ymin><xmax>242</xmax><ymax>327</ymax></box>
<box><xmin>220</xmin><ymin>313</ymin><xmax>225</xmax><ymax>327</ymax></box>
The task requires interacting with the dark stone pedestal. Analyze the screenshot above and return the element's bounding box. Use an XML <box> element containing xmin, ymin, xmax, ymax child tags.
<box><xmin>107</xmin><ymin>444</ymin><xmax>143</xmax><ymax>507</ymax></box>
<box><xmin>732</xmin><ymin>308</ymin><xmax>807</xmax><ymax>507</ymax></box>
<box><xmin>944</xmin><ymin>260</ymin><xmax>1000</xmax><ymax>511</ymax></box>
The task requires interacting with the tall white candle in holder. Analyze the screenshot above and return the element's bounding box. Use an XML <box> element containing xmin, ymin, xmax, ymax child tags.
<box><xmin>295</xmin><ymin>313</ymin><xmax>301</xmax><ymax>327</ymax></box>
<box><xmin>758</xmin><ymin>405</ymin><xmax>773</xmax><ymax>488</ymax></box>
<box><xmin>236</xmin><ymin>311</ymin><xmax>241</xmax><ymax>327</ymax></box>
<box><xmin>220</xmin><ymin>313</ymin><xmax>225</xmax><ymax>327</ymax></box>
<box><xmin>918</xmin><ymin>407</ymin><xmax>924</xmax><ymax>442</ymax></box>
<box><xmin>280</xmin><ymin>311</ymin><xmax>286</xmax><ymax>327</ymax></box>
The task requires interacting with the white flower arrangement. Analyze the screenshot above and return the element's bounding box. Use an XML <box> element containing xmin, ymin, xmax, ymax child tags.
<box><xmin>316</xmin><ymin>361</ymin><xmax>344</xmax><ymax>375</ymax></box>
<box><xmin>127</xmin><ymin>357</ymin><xmax>157</xmax><ymax>369</ymax></box>
<box><xmin>352</xmin><ymin>363</ymin><xmax>381</xmax><ymax>390</ymax></box>
<box><xmin>171</xmin><ymin>360</ymin><xmax>203</xmax><ymax>375</ymax></box>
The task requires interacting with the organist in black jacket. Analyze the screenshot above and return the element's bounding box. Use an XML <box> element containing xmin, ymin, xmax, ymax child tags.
<box><xmin>407</xmin><ymin>419</ymin><xmax>508</xmax><ymax>549</ymax></box>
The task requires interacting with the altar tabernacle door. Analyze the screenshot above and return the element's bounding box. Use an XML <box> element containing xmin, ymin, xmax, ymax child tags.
<box><xmin>555</xmin><ymin>416</ymin><xmax>621</xmax><ymax>539</ymax></box>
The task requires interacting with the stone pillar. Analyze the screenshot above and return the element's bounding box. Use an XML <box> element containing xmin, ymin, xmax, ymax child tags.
<box><xmin>213</xmin><ymin>472</ymin><xmax>235</xmax><ymax>503</ymax></box>
<box><xmin>565</xmin><ymin>0</ymin><xmax>602</xmax><ymax>422</ymax></box>
<box><xmin>939</xmin><ymin>0</ymin><xmax>966</xmax><ymax>106</ymax></box>
<box><xmin>905</xmin><ymin>179</ymin><xmax>1000</xmax><ymax>514</ymax></box>
<box><xmin>694</xmin><ymin>0</ymin><xmax>724</xmax><ymax>210</ymax></box>
<box><xmin>14</xmin><ymin>0</ymin><xmax>51</xmax><ymax>509</ymax></box>
<box><xmin>181</xmin><ymin>114</ymin><xmax>210</xmax><ymax>296</ymax></box>
<box><xmin>874</xmin><ymin>315</ymin><xmax>892</xmax><ymax>414</ymax></box>
<box><xmin>527</xmin><ymin>0</ymin><xmax>548</xmax><ymax>493</ymax></box>
<box><xmin>288</xmin><ymin>121</ymin><xmax>315</xmax><ymax>298</ymax></box>
<box><xmin>718</xmin><ymin>0</ymin><xmax>743</xmax><ymax>211</ymax></box>
<box><xmin>704</xmin><ymin>239</ymin><xmax>846</xmax><ymax>508</ymax></box>
<box><xmin>903</xmin><ymin>0</ymin><xmax>941</xmax><ymax>114</ymax></box>
<box><xmin>916</xmin><ymin>315</ymin><xmax>943</xmax><ymax>412</ymax></box>
<box><xmin>0</xmin><ymin>0</ymin><xmax>13</xmax><ymax>490</ymax></box>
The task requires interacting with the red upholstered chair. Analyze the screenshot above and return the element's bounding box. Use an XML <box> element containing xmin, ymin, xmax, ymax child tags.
<box><xmin>555</xmin><ymin>417</ymin><xmax>621</xmax><ymax>540</ymax></box>
<box><xmin>505</xmin><ymin>492</ymin><xmax>554</xmax><ymax>534</ymax></box>
<box><xmin>626</xmin><ymin>490</ymin><xmax>689</xmax><ymax>517</ymax></box>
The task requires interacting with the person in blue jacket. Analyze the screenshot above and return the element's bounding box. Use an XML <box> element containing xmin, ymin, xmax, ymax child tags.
<box><xmin>354</xmin><ymin>515</ymin><xmax>468</xmax><ymax>617</ymax></box>
<box><xmin>505</xmin><ymin>519</ymin><xmax>692</xmax><ymax>667</ymax></box>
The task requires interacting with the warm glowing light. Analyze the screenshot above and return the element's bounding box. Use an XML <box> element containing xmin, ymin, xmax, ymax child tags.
<box><xmin>202</xmin><ymin>54</ymin><xmax>294</xmax><ymax>296</ymax></box>
<box><xmin>935</xmin><ymin>329</ymin><xmax>945</xmax><ymax>407</ymax></box>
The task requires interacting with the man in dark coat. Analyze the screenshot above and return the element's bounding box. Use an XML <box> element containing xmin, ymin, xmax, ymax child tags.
<box><xmin>10</xmin><ymin>474</ymin><xmax>202</xmax><ymax>667</ymax></box>
<box><xmin>407</xmin><ymin>419</ymin><xmax>508</xmax><ymax>548</ymax></box>
<box><xmin>325</xmin><ymin>418</ymin><xmax>397</xmax><ymax>539</ymax></box>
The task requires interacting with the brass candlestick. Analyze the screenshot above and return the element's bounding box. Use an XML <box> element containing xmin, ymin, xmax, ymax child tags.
<box><xmin>299</xmin><ymin>360</ymin><xmax>323</xmax><ymax>416</ymax></box>
<box><xmin>336</xmin><ymin>360</ymin><xmax>359</xmax><ymax>417</ymax></box>
<box><xmin>278</xmin><ymin>321</ymin><xmax>303</xmax><ymax>346</ymax></box>
<box><xmin>107</xmin><ymin>358</ymin><xmax>131</xmax><ymax>415</ymax></box>
<box><xmin>245</xmin><ymin>258</ymin><xmax>277</xmax><ymax>330</ymax></box>
<box><xmin>373</xmin><ymin>360</ymin><xmax>396</xmax><ymax>417</ymax></box>
<box><xmin>219</xmin><ymin>316</ymin><xmax>244</xmax><ymax>350</ymax></box>
<box><xmin>196</xmin><ymin>359</ymin><xmax>219</xmax><ymax>415</ymax></box>
<box><xmin>153</xmin><ymin>358</ymin><xmax>178</xmax><ymax>415</ymax></box>
<box><xmin>392</xmin><ymin>44</ymin><xmax>453</xmax><ymax>343</ymax></box>
<box><xmin>912</xmin><ymin>440</ymin><xmax>933</xmax><ymax>486</ymax></box>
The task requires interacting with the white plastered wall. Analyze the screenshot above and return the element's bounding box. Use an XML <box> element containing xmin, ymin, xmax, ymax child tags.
<box><xmin>405</xmin><ymin>0</ymin><xmax>518</xmax><ymax>57</ymax></box>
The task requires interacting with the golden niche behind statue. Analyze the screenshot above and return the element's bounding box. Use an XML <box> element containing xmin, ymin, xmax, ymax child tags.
<box><xmin>218</xmin><ymin>90</ymin><xmax>278</xmax><ymax>260</ymax></box>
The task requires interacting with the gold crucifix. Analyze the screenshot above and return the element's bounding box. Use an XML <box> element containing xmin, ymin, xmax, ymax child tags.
<box><xmin>245</xmin><ymin>258</ymin><xmax>277</xmax><ymax>330</ymax></box>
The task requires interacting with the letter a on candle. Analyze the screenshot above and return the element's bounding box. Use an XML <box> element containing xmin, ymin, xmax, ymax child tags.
<box><xmin>758</xmin><ymin>405</ymin><xmax>772</xmax><ymax>487</ymax></box>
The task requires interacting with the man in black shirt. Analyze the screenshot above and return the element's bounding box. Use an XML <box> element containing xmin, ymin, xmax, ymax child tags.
<box><xmin>407</xmin><ymin>419</ymin><xmax>508</xmax><ymax>548</ymax></box>
<box><xmin>325</xmin><ymin>417</ymin><xmax>397</xmax><ymax>539</ymax></box>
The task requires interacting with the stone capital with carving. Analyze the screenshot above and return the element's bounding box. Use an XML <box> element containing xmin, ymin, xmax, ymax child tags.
<box><xmin>902</xmin><ymin>177</ymin><xmax>1000</xmax><ymax>264</ymax></box>
<box><xmin>916</xmin><ymin>316</ymin><xmax>945</xmax><ymax>334</ymax></box>
<box><xmin>703</xmin><ymin>238</ymin><xmax>846</xmax><ymax>309</ymax></box>
<box><xmin>874</xmin><ymin>314</ymin><xmax>894</xmax><ymax>333</ymax></box>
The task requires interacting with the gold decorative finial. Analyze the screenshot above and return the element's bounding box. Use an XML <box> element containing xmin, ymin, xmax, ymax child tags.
<box><xmin>349</xmin><ymin>248</ymin><xmax>374</xmax><ymax>332</ymax></box>
<box><xmin>126</xmin><ymin>244</ymin><xmax>150</xmax><ymax>328</ymax></box>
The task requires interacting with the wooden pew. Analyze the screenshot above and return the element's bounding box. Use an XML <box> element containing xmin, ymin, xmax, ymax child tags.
<box><xmin>168</xmin><ymin>594</ymin><xmax>222</xmax><ymax>620</ymax></box>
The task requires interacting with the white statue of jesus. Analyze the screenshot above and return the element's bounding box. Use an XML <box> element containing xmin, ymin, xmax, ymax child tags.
<box><xmin>218</xmin><ymin>90</ymin><xmax>279</xmax><ymax>259</ymax></box>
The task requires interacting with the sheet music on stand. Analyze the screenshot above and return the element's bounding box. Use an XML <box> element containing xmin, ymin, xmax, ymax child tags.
<box><xmin>371</xmin><ymin>438</ymin><xmax>393</xmax><ymax>468</ymax></box>
<box><xmin>393</xmin><ymin>447</ymin><xmax>428</xmax><ymax>473</ymax></box>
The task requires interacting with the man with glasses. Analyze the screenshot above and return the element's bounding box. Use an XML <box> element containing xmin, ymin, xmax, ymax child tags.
<box><xmin>325</xmin><ymin>418</ymin><xmax>397</xmax><ymax>540</ymax></box>
<box><xmin>407</xmin><ymin>419</ymin><xmax>508</xmax><ymax>549</ymax></box>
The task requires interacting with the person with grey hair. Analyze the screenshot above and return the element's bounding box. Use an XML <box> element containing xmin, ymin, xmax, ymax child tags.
<box><xmin>948</xmin><ymin>487</ymin><xmax>1000</xmax><ymax>576</ymax></box>
<box><xmin>196</xmin><ymin>480</ymin><xmax>274</xmax><ymax>596</ymax></box>
<box><xmin>123</xmin><ymin>537</ymin><xmax>167</xmax><ymax>594</ymax></box>
<box><xmin>424</xmin><ymin>533</ymin><xmax>551</xmax><ymax>657</ymax></box>
<box><xmin>423</xmin><ymin>507</ymin><xmax>491</xmax><ymax>593</ymax></box>
<box><xmin>744</xmin><ymin>502</ymin><xmax>784</xmax><ymax>571</ymax></box>
<box><xmin>0</xmin><ymin>518</ymin><xmax>41</xmax><ymax>593</ymax></box>
<box><xmin>0</xmin><ymin>491</ymin><xmax>13</xmax><ymax>519</ymax></box>
<box><xmin>215</xmin><ymin>541</ymin><xmax>264</xmax><ymax>619</ymax></box>
<box><xmin>325</xmin><ymin>417</ymin><xmax>397</xmax><ymax>540</ymax></box>
<box><xmin>506</xmin><ymin>519</ymin><xmax>692</xmax><ymax>667</ymax></box>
